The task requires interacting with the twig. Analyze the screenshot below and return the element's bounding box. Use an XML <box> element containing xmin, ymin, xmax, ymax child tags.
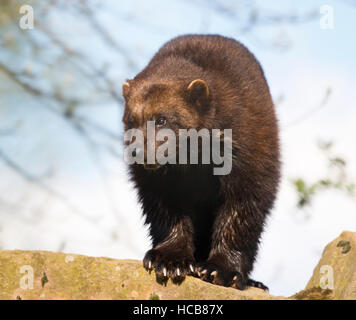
<box><xmin>286</xmin><ymin>87</ymin><xmax>332</xmax><ymax>128</ymax></box>
<box><xmin>0</xmin><ymin>148</ymin><xmax>97</xmax><ymax>223</ymax></box>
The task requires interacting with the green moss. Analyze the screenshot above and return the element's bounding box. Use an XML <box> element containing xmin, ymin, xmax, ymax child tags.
<box><xmin>342</xmin><ymin>244</ymin><xmax>351</xmax><ymax>254</ymax></box>
<box><xmin>41</xmin><ymin>272</ymin><xmax>48</xmax><ymax>288</ymax></box>
<box><xmin>337</xmin><ymin>240</ymin><xmax>349</xmax><ymax>247</ymax></box>
<box><xmin>292</xmin><ymin>287</ymin><xmax>333</xmax><ymax>300</ymax></box>
<box><xmin>149</xmin><ymin>293</ymin><xmax>160</xmax><ymax>300</ymax></box>
<box><xmin>337</xmin><ymin>240</ymin><xmax>352</xmax><ymax>254</ymax></box>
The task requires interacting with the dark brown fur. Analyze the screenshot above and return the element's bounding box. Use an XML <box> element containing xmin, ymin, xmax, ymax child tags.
<box><xmin>122</xmin><ymin>34</ymin><xmax>280</xmax><ymax>290</ymax></box>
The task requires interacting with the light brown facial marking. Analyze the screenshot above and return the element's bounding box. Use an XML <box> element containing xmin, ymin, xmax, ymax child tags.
<box><xmin>123</xmin><ymin>80</ymin><xmax>203</xmax><ymax>130</ymax></box>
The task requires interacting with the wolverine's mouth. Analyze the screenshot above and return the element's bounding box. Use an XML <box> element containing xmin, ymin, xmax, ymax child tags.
<box><xmin>143</xmin><ymin>163</ymin><xmax>163</xmax><ymax>171</ymax></box>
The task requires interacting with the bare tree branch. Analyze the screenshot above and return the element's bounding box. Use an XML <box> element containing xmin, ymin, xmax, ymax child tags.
<box><xmin>0</xmin><ymin>63</ymin><xmax>121</xmax><ymax>142</ymax></box>
<box><xmin>77</xmin><ymin>2</ymin><xmax>138</xmax><ymax>70</ymax></box>
<box><xmin>286</xmin><ymin>87</ymin><xmax>332</xmax><ymax>128</ymax></box>
<box><xmin>0</xmin><ymin>148</ymin><xmax>98</xmax><ymax>222</ymax></box>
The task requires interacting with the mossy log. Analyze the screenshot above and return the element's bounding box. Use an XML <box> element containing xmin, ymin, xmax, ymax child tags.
<box><xmin>0</xmin><ymin>231</ymin><xmax>355</xmax><ymax>300</ymax></box>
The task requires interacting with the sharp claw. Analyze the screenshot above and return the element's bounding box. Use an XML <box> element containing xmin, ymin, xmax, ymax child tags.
<box><xmin>201</xmin><ymin>269</ymin><xmax>207</xmax><ymax>275</ymax></box>
<box><xmin>210</xmin><ymin>270</ymin><xmax>217</xmax><ymax>277</ymax></box>
<box><xmin>176</xmin><ymin>268</ymin><xmax>180</xmax><ymax>276</ymax></box>
<box><xmin>163</xmin><ymin>267</ymin><xmax>167</xmax><ymax>277</ymax></box>
<box><xmin>189</xmin><ymin>264</ymin><xmax>194</xmax><ymax>273</ymax></box>
<box><xmin>148</xmin><ymin>261</ymin><xmax>152</xmax><ymax>269</ymax></box>
<box><xmin>233</xmin><ymin>275</ymin><xmax>237</xmax><ymax>281</ymax></box>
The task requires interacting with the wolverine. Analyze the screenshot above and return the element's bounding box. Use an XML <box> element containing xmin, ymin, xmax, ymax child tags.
<box><xmin>122</xmin><ymin>34</ymin><xmax>280</xmax><ymax>290</ymax></box>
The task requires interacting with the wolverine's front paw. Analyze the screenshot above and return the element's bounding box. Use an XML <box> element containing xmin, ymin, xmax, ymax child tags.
<box><xmin>195</xmin><ymin>261</ymin><xmax>268</xmax><ymax>291</ymax></box>
<box><xmin>143</xmin><ymin>246</ymin><xmax>195</xmax><ymax>285</ymax></box>
<box><xmin>195</xmin><ymin>261</ymin><xmax>247</xmax><ymax>290</ymax></box>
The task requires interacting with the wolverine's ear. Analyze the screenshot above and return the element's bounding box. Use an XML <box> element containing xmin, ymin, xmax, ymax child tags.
<box><xmin>187</xmin><ymin>79</ymin><xmax>210</xmax><ymax>109</ymax></box>
<box><xmin>122</xmin><ymin>81</ymin><xmax>130</xmax><ymax>98</ymax></box>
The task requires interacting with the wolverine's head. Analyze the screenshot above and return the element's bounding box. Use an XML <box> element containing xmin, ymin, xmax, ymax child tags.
<box><xmin>122</xmin><ymin>79</ymin><xmax>212</xmax><ymax>170</ymax></box>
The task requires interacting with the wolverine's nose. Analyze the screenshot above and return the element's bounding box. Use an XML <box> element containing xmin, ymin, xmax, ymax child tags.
<box><xmin>132</xmin><ymin>146</ymin><xmax>144</xmax><ymax>160</ymax></box>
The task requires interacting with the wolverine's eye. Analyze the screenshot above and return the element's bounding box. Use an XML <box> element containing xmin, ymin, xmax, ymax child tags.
<box><xmin>156</xmin><ymin>117</ymin><xmax>167</xmax><ymax>127</ymax></box>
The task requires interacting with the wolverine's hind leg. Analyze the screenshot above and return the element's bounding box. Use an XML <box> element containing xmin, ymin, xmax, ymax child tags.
<box><xmin>247</xmin><ymin>279</ymin><xmax>268</xmax><ymax>291</ymax></box>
